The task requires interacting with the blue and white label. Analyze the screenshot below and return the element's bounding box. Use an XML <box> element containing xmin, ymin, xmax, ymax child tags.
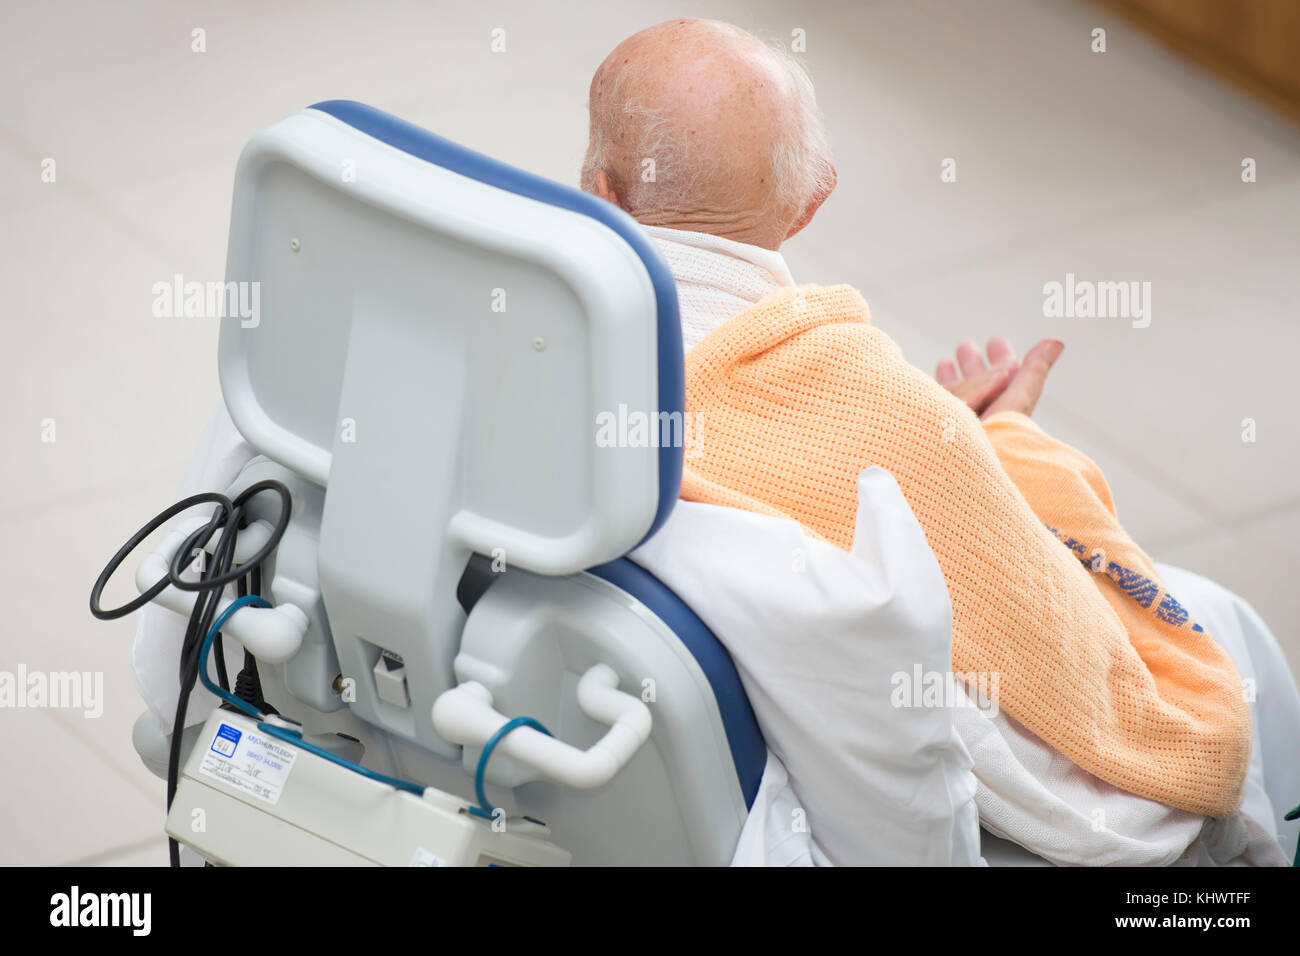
<box><xmin>210</xmin><ymin>723</ymin><xmax>241</xmax><ymax>758</ymax></box>
<box><xmin>409</xmin><ymin>847</ymin><xmax>446</xmax><ymax>867</ymax></box>
<box><xmin>198</xmin><ymin>721</ymin><xmax>298</xmax><ymax>805</ymax></box>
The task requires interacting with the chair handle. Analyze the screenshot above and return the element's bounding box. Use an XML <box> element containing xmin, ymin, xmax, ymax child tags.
<box><xmin>135</xmin><ymin>518</ymin><xmax>307</xmax><ymax>663</ymax></box>
<box><xmin>432</xmin><ymin>664</ymin><xmax>652</xmax><ymax>789</ymax></box>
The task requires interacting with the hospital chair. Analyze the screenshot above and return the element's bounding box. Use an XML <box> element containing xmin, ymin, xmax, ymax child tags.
<box><xmin>118</xmin><ymin>100</ymin><xmax>768</xmax><ymax>866</ymax></box>
<box><xmin>100</xmin><ymin>101</ymin><xmax>1300</xmax><ymax>868</ymax></box>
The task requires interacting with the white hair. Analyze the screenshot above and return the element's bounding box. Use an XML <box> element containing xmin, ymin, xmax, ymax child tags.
<box><xmin>767</xmin><ymin>43</ymin><xmax>836</xmax><ymax>220</ymax></box>
<box><xmin>581</xmin><ymin>41</ymin><xmax>835</xmax><ymax>224</ymax></box>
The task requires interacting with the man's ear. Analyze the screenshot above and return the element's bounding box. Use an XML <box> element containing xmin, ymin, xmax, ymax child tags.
<box><xmin>784</xmin><ymin>164</ymin><xmax>837</xmax><ymax>241</ymax></box>
<box><xmin>592</xmin><ymin>168</ymin><xmax>626</xmax><ymax>210</ymax></box>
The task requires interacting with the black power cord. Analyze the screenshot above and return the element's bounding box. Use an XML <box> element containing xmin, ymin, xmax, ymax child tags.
<box><xmin>91</xmin><ymin>479</ymin><xmax>291</xmax><ymax>867</ymax></box>
<box><xmin>230</xmin><ymin>565</ymin><xmax>275</xmax><ymax>715</ymax></box>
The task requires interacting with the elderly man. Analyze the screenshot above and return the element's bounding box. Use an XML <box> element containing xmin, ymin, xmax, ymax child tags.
<box><xmin>576</xmin><ymin>18</ymin><xmax>1300</xmax><ymax>866</ymax></box>
<box><xmin>582</xmin><ymin>19</ymin><xmax>1057</xmax><ymax>409</ymax></box>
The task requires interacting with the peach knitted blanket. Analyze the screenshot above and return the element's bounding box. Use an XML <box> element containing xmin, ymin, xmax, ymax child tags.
<box><xmin>681</xmin><ymin>284</ymin><xmax>1250</xmax><ymax>816</ymax></box>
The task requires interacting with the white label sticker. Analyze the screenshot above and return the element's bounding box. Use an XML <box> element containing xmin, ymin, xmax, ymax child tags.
<box><xmin>198</xmin><ymin>721</ymin><xmax>298</xmax><ymax>805</ymax></box>
<box><xmin>409</xmin><ymin>848</ymin><xmax>446</xmax><ymax>867</ymax></box>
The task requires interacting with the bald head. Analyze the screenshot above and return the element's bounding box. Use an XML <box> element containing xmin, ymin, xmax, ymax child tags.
<box><xmin>581</xmin><ymin>19</ymin><xmax>835</xmax><ymax>249</ymax></box>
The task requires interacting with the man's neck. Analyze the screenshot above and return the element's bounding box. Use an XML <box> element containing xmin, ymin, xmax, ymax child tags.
<box><xmin>639</xmin><ymin>225</ymin><xmax>795</xmax><ymax>286</ymax></box>
<box><xmin>633</xmin><ymin>211</ymin><xmax>784</xmax><ymax>251</ymax></box>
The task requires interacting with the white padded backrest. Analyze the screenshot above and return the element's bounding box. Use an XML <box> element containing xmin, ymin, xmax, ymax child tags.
<box><xmin>217</xmin><ymin>104</ymin><xmax>682</xmax><ymax>753</ymax></box>
<box><xmin>219</xmin><ymin>106</ymin><xmax>672</xmax><ymax>570</ymax></box>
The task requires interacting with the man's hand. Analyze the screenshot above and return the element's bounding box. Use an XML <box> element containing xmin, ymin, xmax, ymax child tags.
<box><xmin>935</xmin><ymin>337</ymin><xmax>1064</xmax><ymax>419</ymax></box>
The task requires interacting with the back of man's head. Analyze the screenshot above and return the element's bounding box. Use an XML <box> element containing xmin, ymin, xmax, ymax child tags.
<box><xmin>581</xmin><ymin>19</ymin><xmax>836</xmax><ymax>250</ymax></box>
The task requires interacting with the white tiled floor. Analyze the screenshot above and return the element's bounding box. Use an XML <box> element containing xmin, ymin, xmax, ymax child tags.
<box><xmin>1</xmin><ymin>0</ymin><xmax>1296</xmax><ymax>865</ymax></box>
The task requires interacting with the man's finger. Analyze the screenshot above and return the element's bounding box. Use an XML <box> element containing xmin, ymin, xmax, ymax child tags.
<box><xmin>955</xmin><ymin>364</ymin><xmax>1017</xmax><ymax>414</ymax></box>
<box><xmin>982</xmin><ymin>339</ymin><xmax>1064</xmax><ymax>419</ymax></box>
<box><xmin>935</xmin><ymin>359</ymin><xmax>960</xmax><ymax>387</ymax></box>
<box><xmin>986</xmin><ymin>336</ymin><xmax>1016</xmax><ymax>368</ymax></box>
<box><xmin>946</xmin><ymin>363</ymin><xmax>1017</xmax><ymax>414</ymax></box>
<box><xmin>956</xmin><ymin>341</ymin><xmax>985</xmax><ymax>378</ymax></box>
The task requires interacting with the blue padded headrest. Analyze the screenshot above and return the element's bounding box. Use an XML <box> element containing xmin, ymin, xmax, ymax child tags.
<box><xmin>308</xmin><ymin>100</ymin><xmax>684</xmax><ymax>543</ymax></box>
